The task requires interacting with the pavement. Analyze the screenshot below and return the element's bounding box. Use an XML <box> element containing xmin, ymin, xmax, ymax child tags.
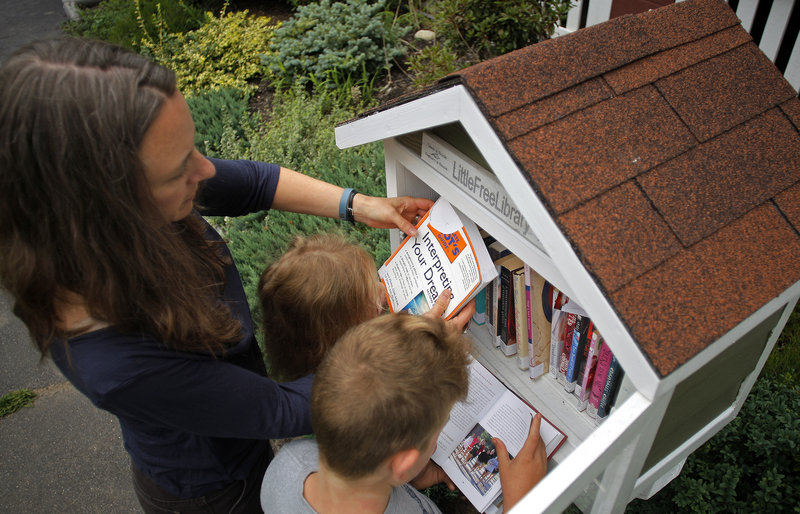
<box><xmin>0</xmin><ymin>1</ymin><xmax>141</xmax><ymax>512</ymax></box>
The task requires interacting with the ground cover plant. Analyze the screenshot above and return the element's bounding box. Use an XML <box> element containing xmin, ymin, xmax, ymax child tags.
<box><xmin>57</xmin><ymin>1</ymin><xmax>800</xmax><ymax>512</ymax></box>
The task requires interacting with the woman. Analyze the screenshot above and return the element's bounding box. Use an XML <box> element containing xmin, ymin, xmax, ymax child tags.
<box><xmin>0</xmin><ymin>38</ymin><xmax>433</xmax><ymax>512</ymax></box>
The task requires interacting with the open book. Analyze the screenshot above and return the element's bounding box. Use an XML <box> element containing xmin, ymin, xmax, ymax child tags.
<box><xmin>432</xmin><ymin>359</ymin><xmax>567</xmax><ymax>513</ymax></box>
<box><xmin>379</xmin><ymin>197</ymin><xmax>498</xmax><ymax>320</ymax></box>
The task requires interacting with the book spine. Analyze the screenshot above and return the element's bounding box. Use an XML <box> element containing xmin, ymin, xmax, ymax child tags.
<box><xmin>499</xmin><ymin>265</ymin><xmax>517</xmax><ymax>356</ymax></box>
<box><xmin>472</xmin><ymin>287</ymin><xmax>486</xmax><ymax>325</ymax></box>
<box><xmin>564</xmin><ymin>315</ymin><xmax>588</xmax><ymax>393</ymax></box>
<box><xmin>586</xmin><ymin>341</ymin><xmax>614</xmax><ymax>418</ymax></box>
<box><xmin>597</xmin><ymin>357</ymin><xmax>624</xmax><ymax>419</ymax></box>
<box><xmin>548</xmin><ymin>309</ymin><xmax>564</xmax><ymax>379</ymax></box>
<box><xmin>571</xmin><ymin>320</ymin><xmax>593</xmax><ymax>399</ymax></box>
<box><xmin>514</xmin><ymin>268</ymin><xmax>529</xmax><ymax>369</ymax></box>
<box><xmin>576</xmin><ymin>331</ymin><xmax>601</xmax><ymax>410</ymax></box>
<box><xmin>488</xmin><ymin>265</ymin><xmax>500</xmax><ymax>347</ymax></box>
<box><xmin>556</xmin><ymin>313</ymin><xmax>577</xmax><ymax>386</ymax></box>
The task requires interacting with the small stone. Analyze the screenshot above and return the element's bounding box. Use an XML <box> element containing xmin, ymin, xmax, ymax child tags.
<box><xmin>414</xmin><ymin>30</ymin><xmax>436</xmax><ymax>42</ymax></box>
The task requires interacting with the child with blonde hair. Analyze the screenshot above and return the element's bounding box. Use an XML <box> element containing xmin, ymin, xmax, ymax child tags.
<box><xmin>260</xmin><ymin>312</ymin><xmax>547</xmax><ymax>513</ymax></box>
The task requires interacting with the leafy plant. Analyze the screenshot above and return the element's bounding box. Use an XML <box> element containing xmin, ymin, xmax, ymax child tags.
<box><xmin>627</xmin><ymin>374</ymin><xmax>800</xmax><ymax>513</ymax></box>
<box><xmin>266</xmin><ymin>0</ymin><xmax>410</xmax><ymax>90</ymax></box>
<box><xmin>433</xmin><ymin>0</ymin><xmax>573</xmax><ymax>59</ymax></box>
<box><xmin>142</xmin><ymin>8</ymin><xmax>278</xmax><ymax>95</ymax></box>
<box><xmin>208</xmin><ymin>84</ymin><xmax>388</xmax><ymax>329</ymax></box>
<box><xmin>0</xmin><ymin>389</ymin><xmax>36</xmax><ymax>418</ymax></box>
<box><xmin>63</xmin><ymin>0</ymin><xmax>205</xmax><ymax>52</ymax></box>
<box><xmin>406</xmin><ymin>42</ymin><xmax>463</xmax><ymax>87</ymax></box>
<box><xmin>186</xmin><ymin>87</ymin><xmax>254</xmax><ymax>157</ymax></box>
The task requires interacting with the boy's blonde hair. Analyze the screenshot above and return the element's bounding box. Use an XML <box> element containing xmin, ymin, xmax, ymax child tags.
<box><xmin>258</xmin><ymin>233</ymin><xmax>379</xmax><ymax>381</ymax></box>
<box><xmin>312</xmin><ymin>313</ymin><xmax>471</xmax><ymax>479</ymax></box>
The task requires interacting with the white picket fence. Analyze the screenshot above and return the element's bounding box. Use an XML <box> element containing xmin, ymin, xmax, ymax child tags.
<box><xmin>555</xmin><ymin>0</ymin><xmax>800</xmax><ymax>91</ymax></box>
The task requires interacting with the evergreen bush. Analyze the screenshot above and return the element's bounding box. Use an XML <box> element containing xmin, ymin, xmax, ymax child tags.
<box><xmin>185</xmin><ymin>87</ymin><xmax>253</xmax><ymax>157</ymax></box>
<box><xmin>144</xmin><ymin>9</ymin><xmax>277</xmax><ymax>95</ymax></box>
<box><xmin>433</xmin><ymin>0</ymin><xmax>572</xmax><ymax>59</ymax></box>
<box><xmin>266</xmin><ymin>0</ymin><xmax>409</xmax><ymax>89</ymax></box>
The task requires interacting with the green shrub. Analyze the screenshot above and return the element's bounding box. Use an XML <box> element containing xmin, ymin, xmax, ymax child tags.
<box><xmin>627</xmin><ymin>374</ymin><xmax>800</xmax><ymax>513</ymax></box>
<box><xmin>433</xmin><ymin>0</ymin><xmax>572</xmax><ymax>59</ymax></box>
<box><xmin>144</xmin><ymin>9</ymin><xmax>277</xmax><ymax>95</ymax></box>
<box><xmin>185</xmin><ymin>87</ymin><xmax>254</xmax><ymax>157</ymax></box>
<box><xmin>762</xmin><ymin>306</ymin><xmax>800</xmax><ymax>387</ymax></box>
<box><xmin>406</xmin><ymin>42</ymin><xmax>463</xmax><ymax>87</ymax></box>
<box><xmin>63</xmin><ymin>0</ymin><xmax>205</xmax><ymax>52</ymax></box>
<box><xmin>208</xmin><ymin>84</ymin><xmax>388</xmax><ymax>327</ymax></box>
<box><xmin>266</xmin><ymin>0</ymin><xmax>409</xmax><ymax>89</ymax></box>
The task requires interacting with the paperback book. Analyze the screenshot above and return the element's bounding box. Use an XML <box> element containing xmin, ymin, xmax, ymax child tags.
<box><xmin>379</xmin><ymin>197</ymin><xmax>498</xmax><ymax>320</ymax></box>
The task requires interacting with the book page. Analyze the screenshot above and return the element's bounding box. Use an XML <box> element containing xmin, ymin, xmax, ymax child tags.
<box><xmin>481</xmin><ymin>390</ymin><xmax>565</xmax><ymax>458</ymax></box>
<box><xmin>432</xmin><ymin>360</ymin><xmax>506</xmax><ymax>464</ymax></box>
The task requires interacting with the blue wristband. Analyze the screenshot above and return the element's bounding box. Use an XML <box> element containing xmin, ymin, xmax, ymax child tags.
<box><xmin>338</xmin><ymin>188</ymin><xmax>357</xmax><ymax>222</ymax></box>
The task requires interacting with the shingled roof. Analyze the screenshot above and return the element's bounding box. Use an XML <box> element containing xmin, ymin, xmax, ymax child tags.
<box><xmin>345</xmin><ymin>0</ymin><xmax>800</xmax><ymax>377</ymax></box>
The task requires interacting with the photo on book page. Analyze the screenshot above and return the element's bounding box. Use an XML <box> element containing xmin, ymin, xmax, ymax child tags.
<box><xmin>448</xmin><ymin>423</ymin><xmax>501</xmax><ymax>497</ymax></box>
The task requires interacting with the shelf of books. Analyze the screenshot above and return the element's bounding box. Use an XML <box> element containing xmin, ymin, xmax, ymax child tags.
<box><xmin>383</xmin><ymin>135</ymin><xmax>631</xmax><ymax>470</ymax></box>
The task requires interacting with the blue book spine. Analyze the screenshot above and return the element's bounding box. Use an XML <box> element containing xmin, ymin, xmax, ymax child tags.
<box><xmin>564</xmin><ymin>315</ymin><xmax>585</xmax><ymax>391</ymax></box>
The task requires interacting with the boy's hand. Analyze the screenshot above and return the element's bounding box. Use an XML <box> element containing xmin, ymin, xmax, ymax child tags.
<box><xmin>493</xmin><ymin>413</ymin><xmax>547</xmax><ymax>511</ymax></box>
<box><xmin>409</xmin><ymin>460</ymin><xmax>455</xmax><ymax>491</ymax></box>
<box><xmin>423</xmin><ymin>291</ymin><xmax>476</xmax><ymax>333</ymax></box>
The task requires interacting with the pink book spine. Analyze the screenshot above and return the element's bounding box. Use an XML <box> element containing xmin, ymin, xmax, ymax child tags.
<box><xmin>587</xmin><ymin>340</ymin><xmax>614</xmax><ymax>418</ymax></box>
<box><xmin>556</xmin><ymin>313</ymin><xmax>577</xmax><ymax>385</ymax></box>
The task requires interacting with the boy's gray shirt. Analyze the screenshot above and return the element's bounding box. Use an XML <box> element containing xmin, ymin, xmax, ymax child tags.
<box><xmin>261</xmin><ymin>439</ymin><xmax>442</xmax><ymax>513</ymax></box>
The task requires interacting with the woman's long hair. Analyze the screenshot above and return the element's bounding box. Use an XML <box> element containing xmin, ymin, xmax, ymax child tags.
<box><xmin>0</xmin><ymin>38</ymin><xmax>241</xmax><ymax>356</ymax></box>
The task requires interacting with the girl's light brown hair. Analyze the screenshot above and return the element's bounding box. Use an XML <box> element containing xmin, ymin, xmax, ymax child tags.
<box><xmin>311</xmin><ymin>313</ymin><xmax>471</xmax><ymax>479</ymax></box>
<box><xmin>0</xmin><ymin>38</ymin><xmax>241</xmax><ymax>355</ymax></box>
<box><xmin>258</xmin><ymin>233</ymin><xmax>380</xmax><ymax>381</ymax></box>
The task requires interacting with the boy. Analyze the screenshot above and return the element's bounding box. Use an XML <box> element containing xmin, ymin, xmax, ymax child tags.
<box><xmin>261</xmin><ymin>311</ymin><xmax>547</xmax><ymax>513</ymax></box>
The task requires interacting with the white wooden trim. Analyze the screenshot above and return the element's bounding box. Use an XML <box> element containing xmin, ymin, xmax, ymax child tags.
<box><xmin>759</xmin><ymin>0</ymin><xmax>794</xmax><ymax>61</ymax></box>
<box><xmin>334</xmin><ymin>87</ymin><xmax>464</xmax><ymax>149</ymax></box>
<box><xmin>511</xmin><ymin>392</ymin><xmax>654</xmax><ymax>513</ymax></box>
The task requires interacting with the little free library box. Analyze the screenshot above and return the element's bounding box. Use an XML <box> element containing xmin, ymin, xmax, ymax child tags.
<box><xmin>335</xmin><ymin>0</ymin><xmax>800</xmax><ymax>511</ymax></box>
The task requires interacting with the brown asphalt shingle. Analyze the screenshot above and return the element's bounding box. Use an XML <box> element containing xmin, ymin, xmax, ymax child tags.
<box><xmin>345</xmin><ymin>0</ymin><xmax>800</xmax><ymax>376</ymax></box>
<box><xmin>449</xmin><ymin>0</ymin><xmax>800</xmax><ymax>376</ymax></box>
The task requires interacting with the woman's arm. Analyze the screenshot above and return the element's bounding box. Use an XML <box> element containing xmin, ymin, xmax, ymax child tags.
<box><xmin>272</xmin><ymin>166</ymin><xmax>434</xmax><ymax>236</ymax></box>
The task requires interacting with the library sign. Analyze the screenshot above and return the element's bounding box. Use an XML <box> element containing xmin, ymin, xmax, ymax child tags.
<box><xmin>421</xmin><ymin>132</ymin><xmax>540</xmax><ymax>247</ymax></box>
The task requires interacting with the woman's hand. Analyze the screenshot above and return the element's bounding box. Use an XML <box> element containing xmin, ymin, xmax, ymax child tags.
<box><xmin>352</xmin><ymin>194</ymin><xmax>434</xmax><ymax>236</ymax></box>
<box><xmin>493</xmin><ymin>413</ymin><xmax>548</xmax><ymax>511</ymax></box>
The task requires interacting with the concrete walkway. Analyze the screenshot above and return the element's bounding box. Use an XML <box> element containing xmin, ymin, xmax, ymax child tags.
<box><xmin>0</xmin><ymin>1</ymin><xmax>140</xmax><ymax>511</ymax></box>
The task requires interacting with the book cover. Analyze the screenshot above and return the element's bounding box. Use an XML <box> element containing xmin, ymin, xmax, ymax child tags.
<box><xmin>432</xmin><ymin>360</ymin><xmax>567</xmax><ymax>513</ymax></box>
<box><xmin>379</xmin><ymin>197</ymin><xmax>498</xmax><ymax>320</ymax></box>
<box><xmin>586</xmin><ymin>341</ymin><xmax>614</xmax><ymax>419</ymax></box>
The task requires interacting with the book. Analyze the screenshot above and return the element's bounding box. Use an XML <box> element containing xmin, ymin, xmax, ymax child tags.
<box><xmin>564</xmin><ymin>315</ymin><xmax>591</xmax><ymax>393</ymax></box>
<box><xmin>586</xmin><ymin>341</ymin><xmax>614</xmax><ymax>419</ymax></box>
<box><xmin>495</xmin><ymin>254</ymin><xmax>524</xmax><ymax>356</ymax></box>
<box><xmin>597</xmin><ymin>356</ymin><xmax>624</xmax><ymax>419</ymax></box>
<box><xmin>575</xmin><ymin>330</ymin><xmax>601</xmax><ymax>410</ymax></box>
<box><xmin>526</xmin><ymin>267</ymin><xmax>552</xmax><ymax>379</ymax></box>
<box><xmin>379</xmin><ymin>197</ymin><xmax>498</xmax><ymax>320</ymax></box>
<box><xmin>512</xmin><ymin>267</ymin><xmax>529</xmax><ymax>370</ymax></box>
<box><xmin>556</xmin><ymin>313</ymin><xmax>577</xmax><ymax>386</ymax></box>
<box><xmin>472</xmin><ymin>287</ymin><xmax>487</xmax><ymax>326</ymax></box>
<box><xmin>432</xmin><ymin>359</ymin><xmax>567</xmax><ymax>513</ymax></box>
